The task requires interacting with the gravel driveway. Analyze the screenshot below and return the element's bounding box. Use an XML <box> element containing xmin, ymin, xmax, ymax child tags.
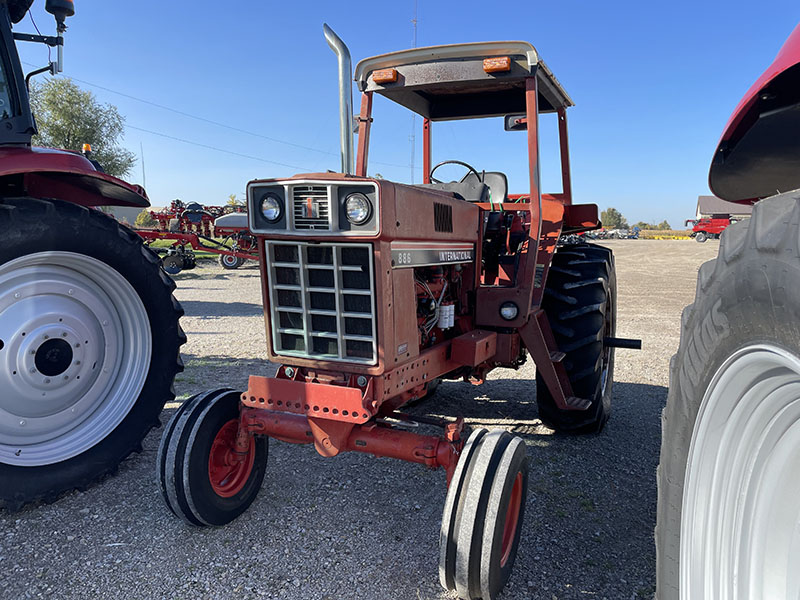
<box><xmin>1</xmin><ymin>239</ymin><xmax>719</xmax><ymax>599</ymax></box>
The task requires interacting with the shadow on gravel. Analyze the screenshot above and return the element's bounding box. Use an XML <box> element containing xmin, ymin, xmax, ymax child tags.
<box><xmin>179</xmin><ymin>299</ymin><xmax>263</xmax><ymax>317</ymax></box>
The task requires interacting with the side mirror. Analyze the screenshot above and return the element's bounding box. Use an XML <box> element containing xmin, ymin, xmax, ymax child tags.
<box><xmin>504</xmin><ymin>114</ymin><xmax>527</xmax><ymax>131</ymax></box>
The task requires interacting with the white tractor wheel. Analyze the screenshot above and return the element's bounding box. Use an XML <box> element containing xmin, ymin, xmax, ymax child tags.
<box><xmin>0</xmin><ymin>199</ymin><xmax>185</xmax><ymax>510</ymax></box>
<box><xmin>656</xmin><ymin>191</ymin><xmax>800</xmax><ymax>599</ymax></box>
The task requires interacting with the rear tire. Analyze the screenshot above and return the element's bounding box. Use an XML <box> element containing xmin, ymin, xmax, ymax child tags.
<box><xmin>536</xmin><ymin>243</ymin><xmax>616</xmax><ymax>433</ymax></box>
<box><xmin>439</xmin><ymin>429</ymin><xmax>528</xmax><ymax>600</ymax></box>
<box><xmin>656</xmin><ymin>192</ymin><xmax>800</xmax><ymax>599</ymax></box>
<box><xmin>0</xmin><ymin>198</ymin><xmax>184</xmax><ymax>510</ymax></box>
<box><xmin>695</xmin><ymin>231</ymin><xmax>708</xmax><ymax>243</ymax></box>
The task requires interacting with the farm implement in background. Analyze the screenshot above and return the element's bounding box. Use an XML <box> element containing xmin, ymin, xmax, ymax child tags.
<box><xmin>134</xmin><ymin>200</ymin><xmax>258</xmax><ymax>273</ymax></box>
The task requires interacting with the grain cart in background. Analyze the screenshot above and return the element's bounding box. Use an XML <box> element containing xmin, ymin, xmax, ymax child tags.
<box><xmin>158</xmin><ymin>27</ymin><xmax>637</xmax><ymax>600</ymax></box>
<box><xmin>0</xmin><ymin>0</ymin><xmax>184</xmax><ymax>510</ymax></box>
<box><xmin>656</xmin><ymin>24</ymin><xmax>800</xmax><ymax>600</ymax></box>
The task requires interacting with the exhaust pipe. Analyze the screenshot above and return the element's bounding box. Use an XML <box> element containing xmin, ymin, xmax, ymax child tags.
<box><xmin>323</xmin><ymin>24</ymin><xmax>354</xmax><ymax>175</ymax></box>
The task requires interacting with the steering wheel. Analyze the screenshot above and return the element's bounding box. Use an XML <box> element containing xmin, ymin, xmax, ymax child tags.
<box><xmin>429</xmin><ymin>160</ymin><xmax>483</xmax><ymax>184</ymax></box>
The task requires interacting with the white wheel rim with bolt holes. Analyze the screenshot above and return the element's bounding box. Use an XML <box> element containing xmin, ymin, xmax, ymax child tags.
<box><xmin>0</xmin><ymin>252</ymin><xmax>152</xmax><ymax>466</ymax></box>
<box><xmin>681</xmin><ymin>344</ymin><xmax>800</xmax><ymax>599</ymax></box>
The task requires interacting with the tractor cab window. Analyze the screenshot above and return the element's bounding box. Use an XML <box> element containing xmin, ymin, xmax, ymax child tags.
<box><xmin>0</xmin><ymin>54</ymin><xmax>14</xmax><ymax>120</ymax></box>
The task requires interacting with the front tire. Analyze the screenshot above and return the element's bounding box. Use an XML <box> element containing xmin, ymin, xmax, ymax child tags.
<box><xmin>439</xmin><ymin>429</ymin><xmax>528</xmax><ymax>600</ymax></box>
<box><xmin>0</xmin><ymin>198</ymin><xmax>185</xmax><ymax>510</ymax></box>
<box><xmin>695</xmin><ymin>231</ymin><xmax>708</xmax><ymax>243</ymax></box>
<box><xmin>158</xmin><ymin>389</ymin><xmax>267</xmax><ymax>526</ymax></box>
<box><xmin>656</xmin><ymin>192</ymin><xmax>800</xmax><ymax>599</ymax></box>
<box><xmin>536</xmin><ymin>243</ymin><xmax>616</xmax><ymax>433</ymax></box>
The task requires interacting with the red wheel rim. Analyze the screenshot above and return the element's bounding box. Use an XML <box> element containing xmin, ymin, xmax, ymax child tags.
<box><xmin>500</xmin><ymin>471</ymin><xmax>523</xmax><ymax>567</ymax></box>
<box><xmin>207</xmin><ymin>419</ymin><xmax>255</xmax><ymax>498</ymax></box>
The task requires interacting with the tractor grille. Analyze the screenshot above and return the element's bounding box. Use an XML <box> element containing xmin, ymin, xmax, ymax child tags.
<box><xmin>292</xmin><ymin>185</ymin><xmax>330</xmax><ymax>230</ymax></box>
<box><xmin>266</xmin><ymin>241</ymin><xmax>377</xmax><ymax>364</ymax></box>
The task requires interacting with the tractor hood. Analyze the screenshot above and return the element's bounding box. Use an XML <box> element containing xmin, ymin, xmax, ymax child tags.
<box><xmin>709</xmin><ymin>24</ymin><xmax>800</xmax><ymax>203</ymax></box>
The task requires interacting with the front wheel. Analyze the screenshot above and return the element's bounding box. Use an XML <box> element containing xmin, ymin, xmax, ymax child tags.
<box><xmin>0</xmin><ymin>198</ymin><xmax>184</xmax><ymax>510</ymax></box>
<box><xmin>158</xmin><ymin>389</ymin><xmax>268</xmax><ymax>526</ymax></box>
<box><xmin>656</xmin><ymin>192</ymin><xmax>800</xmax><ymax>599</ymax></box>
<box><xmin>695</xmin><ymin>231</ymin><xmax>708</xmax><ymax>243</ymax></box>
<box><xmin>439</xmin><ymin>429</ymin><xmax>528</xmax><ymax>600</ymax></box>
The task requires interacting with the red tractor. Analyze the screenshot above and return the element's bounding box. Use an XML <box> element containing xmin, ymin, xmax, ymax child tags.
<box><xmin>684</xmin><ymin>215</ymin><xmax>737</xmax><ymax>242</ymax></box>
<box><xmin>656</xmin><ymin>24</ymin><xmax>800</xmax><ymax>599</ymax></box>
<box><xmin>157</xmin><ymin>27</ymin><xmax>638</xmax><ymax>599</ymax></box>
<box><xmin>0</xmin><ymin>1</ymin><xmax>184</xmax><ymax>509</ymax></box>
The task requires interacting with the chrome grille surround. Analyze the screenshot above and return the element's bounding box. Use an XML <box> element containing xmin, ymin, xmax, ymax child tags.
<box><xmin>247</xmin><ymin>180</ymin><xmax>379</xmax><ymax>236</ymax></box>
<box><xmin>265</xmin><ymin>241</ymin><xmax>377</xmax><ymax>365</ymax></box>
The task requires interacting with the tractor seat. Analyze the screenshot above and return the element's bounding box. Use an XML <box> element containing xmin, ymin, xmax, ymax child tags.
<box><xmin>417</xmin><ymin>171</ymin><xmax>508</xmax><ymax>204</ymax></box>
<box><xmin>463</xmin><ymin>171</ymin><xmax>508</xmax><ymax>204</ymax></box>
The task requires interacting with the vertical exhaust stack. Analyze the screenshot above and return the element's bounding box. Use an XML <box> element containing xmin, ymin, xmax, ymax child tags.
<box><xmin>323</xmin><ymin>24</ymin><xmax>354</xmax><ymax>175</ymax></box>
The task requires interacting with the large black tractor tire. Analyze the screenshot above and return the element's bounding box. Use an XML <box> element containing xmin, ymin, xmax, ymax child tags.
<box><xmin>158</xmin><ymin>389</ymin><xmax>268</xmax><ymax>526</ymax></box>
<box><xmin>0</xmin><ymin>198</ymin><xmax>185</xmax><ymax>510</ymax></box>
<box><xmin>656</xmin><ymin>192</ymin><xmax>800</xmax><ymax>599</ymax></box>
<box><xmin>439</xmin><ymin>428</ymin><xmax>529</xmax><ymax>600</ymax></box>
<box><xmin>536</xmin><ymin>243</ymin><xmax>616</xmax><ymax>433</ymax></box>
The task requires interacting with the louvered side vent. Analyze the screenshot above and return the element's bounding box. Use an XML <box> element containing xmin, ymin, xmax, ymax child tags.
<box><xmin>292</xmin><ymin>185</ymin><xmax>330</xmax><ymax>230</ymax></box>
<box><xmin>434</xmin><ymin>202</ymin><xmax>453</xmax><ymax>233</ymax></box>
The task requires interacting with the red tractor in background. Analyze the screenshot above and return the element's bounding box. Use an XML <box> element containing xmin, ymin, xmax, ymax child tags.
<box><xmin>656</xmin><ymin>23</ymin><xmax>800</xmax><ymax>600</ymax></box>
<box><xmin>157</xmin><ymin>26</ymin><xmax>639</xmax><ymax>600</ymax></box>
<box><xmin>684</xmin><ymin>215</ymin><xmax>739</xmax><ymax>242</ymax></box>
<box><xmin>0</xmin><ymin>1</ymin><xmax>184</xmax><ymax>510</ymax></box>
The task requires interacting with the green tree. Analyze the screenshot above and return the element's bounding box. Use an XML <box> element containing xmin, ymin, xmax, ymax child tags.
<box><xmin>600</xmin><ymin>207</ymin><xmax>628</xmax><ymax>229</ymax></box>
<box><xmin>657</xmin><ymin>219</ymin><xmax>672</xmax><ymax>230</ymax></box>
<box><xmin>134</xmin><ymin>209</ymin><xmax>156</xmax><ymax>228</ymax></box>
<box><xmin>30</xmin><ymin>78</ymin><xmax>136</xmax><ymax>178</ymax></box>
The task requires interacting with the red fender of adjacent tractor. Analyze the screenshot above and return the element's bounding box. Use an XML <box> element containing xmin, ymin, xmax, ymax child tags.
<box><xmin>709</xmin><ymin>24</ymin><xmax>800</xmax><ymax>202</ymax></box>
<box><xmin>0</xmin><ymin>146</ymin><xmax>149</xmax><ymax>207</ymax></box>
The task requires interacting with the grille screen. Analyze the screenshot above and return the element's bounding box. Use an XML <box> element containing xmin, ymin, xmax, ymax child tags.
<box><xmin>267</xmin><ymin>242</ymin><xmax>376</xmax><ymax>364</ymax></box>
<box><xmin>292</xmin><ymin>185</ymin><xmax>330</xmax><ymax>230</ymax></box>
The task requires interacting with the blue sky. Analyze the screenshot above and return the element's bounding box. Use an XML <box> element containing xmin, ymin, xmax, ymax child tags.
<box><xmin>16</xmin><ymin>1</ymin><xmax>800</xmax><ymax>227</ymax></box>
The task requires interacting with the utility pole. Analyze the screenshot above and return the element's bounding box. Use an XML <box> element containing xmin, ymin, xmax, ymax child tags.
<box><xmin>140</xmin><ymin>142</ymin><xmax>147</xmax><ymax>188</ymax></box>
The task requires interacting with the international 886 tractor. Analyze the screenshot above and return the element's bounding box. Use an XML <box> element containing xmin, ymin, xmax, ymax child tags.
<box><xmin>158</xmin><ymin>27</ymin><xmax>638</xmax><ymax>599</ymax></box>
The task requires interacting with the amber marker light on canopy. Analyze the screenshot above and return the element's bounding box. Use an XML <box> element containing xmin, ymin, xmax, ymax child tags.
<box><xmin>82</xmin><ymin>143</ymin><xmax>92</xmax><ymax>153</ymax></box>
<box><xmin>483</xmin><ymin>56</ymin><xmax>511</xmax><ymax>73</ymax></box>
<box><xmin>372</xmin><ymin>68</ymin><xmax>398</xmax><ymax>84</ymax></box>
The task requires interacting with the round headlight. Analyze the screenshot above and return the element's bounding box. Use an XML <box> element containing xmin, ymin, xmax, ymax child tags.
<box><xmin>499</xmin><ymin>302</ymin><xmax>519</xmax><ymax>321</ymax></box>
<box><xmin>345</xmin><ymin>193</ymin><xmax>372</xmax><ymax>225</ymax></box>
<box><xmin>261</xmin><ymin>193</ymin><xmax>282</xmax><ymax>223</ymax></box>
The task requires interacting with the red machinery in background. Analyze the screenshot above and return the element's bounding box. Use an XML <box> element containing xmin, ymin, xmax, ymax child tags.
<box><xmin>134</xmin><ymin>199</ymin><xmax>258</xmax><ymax>273</ymax></box>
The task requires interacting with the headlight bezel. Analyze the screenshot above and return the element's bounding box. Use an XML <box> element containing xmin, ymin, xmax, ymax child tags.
<box><xmin>260</xmin><ymin>193</ymin><xmax>283</xmax><ymax>223</ymax></box>
<box><xmin>344</xmin><ymin>192</ymin><xmax>373</xmax><ymax>225</ymax></box>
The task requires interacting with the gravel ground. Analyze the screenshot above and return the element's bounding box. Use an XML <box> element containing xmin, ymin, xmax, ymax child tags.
<box><xmin>1</xmin><ymin>239</ymin><xmax>719</xmax><ymax>600</ymax></box>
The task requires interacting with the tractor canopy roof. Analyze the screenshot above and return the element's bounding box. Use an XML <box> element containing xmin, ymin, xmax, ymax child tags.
<box><xmin>354</xmin><ymin>41</ymin><xmax>573</xmax><ymax>121</ymax></box>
